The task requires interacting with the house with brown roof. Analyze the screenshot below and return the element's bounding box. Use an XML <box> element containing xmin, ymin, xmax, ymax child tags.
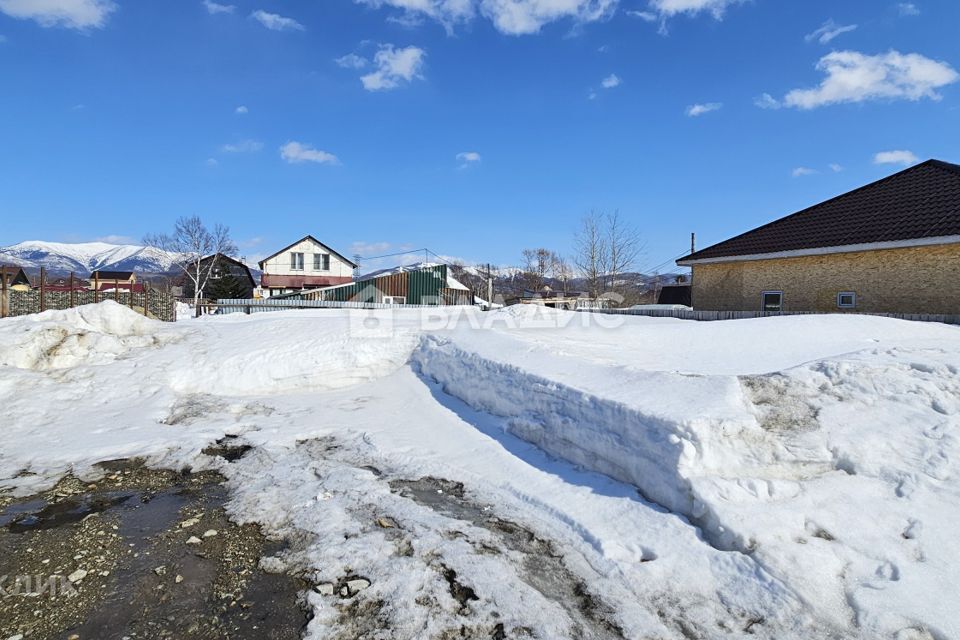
<box><xmin>258</xmin><ymin>236</ymin><xmax>357</xmax><ymax>298</ymax></box>
<box><xmin>677</xmin><ymin>160</ymin><xmax>960</xmax><ymax>315</ymax></box>
<box><xmin>90</xmin><ymin>270</ymin><xmax>140</xmax><ymax>291</ymax></box>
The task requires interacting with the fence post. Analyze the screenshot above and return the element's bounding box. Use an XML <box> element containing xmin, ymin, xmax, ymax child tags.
<box><xmin>94</xmin><ymin>273</ymin><xmax>100</xmax><ymax>303</ymax></box>
<box><xmin>114</xmin><ymin>280</ymin><xmax>120</xmax><ymax>302</ymax></box>
<box><xmin>69</xmin><ymin>272</ymin><xmax>76</xmax><ymax>309</ymax></box>
<box><xmin>39</xmin><ymin>266</ymin><xmax>46</xmax><ymax>313</ymax></box>
<box><xmin>142</xmin><ymin>282</ymin><xmax>149</xmax><ymax>316</ymax></box>
<box><xmin>1</xmin><ymin>264</ymin><xmax>7</xmax><ymax>318</ymax></box>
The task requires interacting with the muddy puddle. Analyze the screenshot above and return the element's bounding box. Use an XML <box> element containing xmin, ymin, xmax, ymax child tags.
<box><xmin>0</xmin><ymin>459</ymin><xmax>309</xmax><ymax>640</ymax></box>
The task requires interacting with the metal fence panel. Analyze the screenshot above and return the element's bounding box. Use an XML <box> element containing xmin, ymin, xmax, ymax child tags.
<box><xmin>577</xmin><ymin>307</ymin><xmax>960</xmax><ymax>326</ymax></box>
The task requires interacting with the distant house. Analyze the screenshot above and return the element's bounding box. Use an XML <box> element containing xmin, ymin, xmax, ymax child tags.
<box><xmin>90</xmin><ymin>270</ymin><xmax>141</xmax><ymax>291</ymax></box>
<box><xmin>505</xmin><ymin>286</ymin><xmax>608</xmax><ymax>310</ymax></box>
<box><xmin>181</xmin><ymin>254</ymin><xmax>256</xmax><ymax>300</ymax></box>
<box><xmin>258</xmin><ymin>236</ymin><xmax>356</xmax><ymax>298</ymax></box>
<box><xmin>0</xmin><ymin>266</ymin><xmax>31</xmax><ymax>291</ymax></box>
<box><xmin>297</xmin><ymin>263</ymin><xmax>473</xmax><ymax>306</ymax></box>
<box><xmin>678</xmin><ymin>159</ymin><xmax>960</xmax><ymax>315</ymax></box>
<box><xmin>44</xmin><ymin>276</ymin><xmax>90</xmax><ymax>291</ymax></box>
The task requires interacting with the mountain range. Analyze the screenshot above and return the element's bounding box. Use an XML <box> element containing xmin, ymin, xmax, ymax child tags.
<box><xmin>0</xmin><ymin>241</ymin><xmax>182</xmax><ymax>276</ymax></box>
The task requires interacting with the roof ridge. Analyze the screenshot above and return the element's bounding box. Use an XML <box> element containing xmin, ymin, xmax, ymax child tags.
<box><xmin>684</xmin><ymin>159</ymin><xmax>956</xmax><ymax>262</ymax></box>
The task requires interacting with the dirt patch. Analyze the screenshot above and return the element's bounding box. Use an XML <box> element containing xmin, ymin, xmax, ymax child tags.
<box><xmin>741</xmin><ymin>375</ymin><xmax>821</xmax><ymax>433</ymax></box>
<box><xmin>0</xmin><ymin>459</ymin><xmax>310</xmax><ymax>640</ymax></box>
<box><xmin>390</xmin><ymin>477</ymin><xmax>626</xmax><ymax>640</ymax></box>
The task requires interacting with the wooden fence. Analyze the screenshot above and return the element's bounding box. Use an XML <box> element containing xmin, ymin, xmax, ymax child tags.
<box><xmin>0</xmin><ymin>266</ymin><xmax>177</xmax><ymax>322</ymax></box>
<box><xmin>208</xmin><ymin>298</ymin><xmax>475</xmax><ymax>315</ymax></box>
<box><xmin>577</xmin><ymin>307</ymin><xmax>960</xmax><ymax>326</ymax></box>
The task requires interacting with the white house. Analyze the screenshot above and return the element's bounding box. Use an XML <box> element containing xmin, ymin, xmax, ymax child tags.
<box><xmin>258</xmin><ymin>236</ymin><xmax>357</xmax><ymax>298</ymax></box>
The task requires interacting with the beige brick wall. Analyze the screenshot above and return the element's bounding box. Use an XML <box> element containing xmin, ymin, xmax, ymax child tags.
<box><xmin>691</xmin><ymin>242</ymin><xmax>960</xmax><ymax>314</ymax></box>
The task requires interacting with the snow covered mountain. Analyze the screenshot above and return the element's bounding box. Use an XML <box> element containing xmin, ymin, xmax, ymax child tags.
<box><xmin>0</xmin><ymin>241</ymin><xmax>181</xmax><ymax>275</ymax></box>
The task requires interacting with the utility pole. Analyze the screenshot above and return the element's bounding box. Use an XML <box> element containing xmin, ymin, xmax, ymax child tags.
<box><xmin>691</xmin><ymin>232</ymin><xmax>696</xmax><ymax>255</ymax></box>
<box><xmin>1</xmin><ymin>264</ymin><xmax>7</xmax><ymax>318</ymax></box>
<box><xmin>486</xmin><ymin>263</ymin><xmax>493</xmax><ymax>307</ymax></box>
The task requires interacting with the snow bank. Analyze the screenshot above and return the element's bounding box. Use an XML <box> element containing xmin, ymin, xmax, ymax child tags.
<box><xmin>412</xmin><ymin>311</ymin><xmax>960</xmax><ymax>637</ymax></box>
<box><xmin>0</xmin><ymin>301</ymin><xmax>169</xmax><ymax>370</ymax></box>
<box><xmin>167</xmin><ymin>310</ymin><xmax>425</xmax><ymax>396</ymax></box>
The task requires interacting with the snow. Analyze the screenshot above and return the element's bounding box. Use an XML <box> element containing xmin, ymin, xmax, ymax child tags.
<box><xmin>1</xmin><ymin>301</ymin><xmax>958</xmax><ymax>639</ymax></box>
<box><xmin>0</xmin><ymin>240</ymin><xmax>180</xmax><ymax>274</ymax></box>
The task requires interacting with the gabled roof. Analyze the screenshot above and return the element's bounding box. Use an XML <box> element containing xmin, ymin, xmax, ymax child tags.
<box><xmin>201</xmin><ymin>253</ymin><xmax>256</xmax><ymax>288</ymax></box>
<box><xmin>258</xmin><ymin>235</ymin><xmax>358</xmax><ymax>269</ymax></box>
<box><xmin>1</xmin><ymin>266</ymin><xmax>30</xmax><ymax>286</ymax></box>
<box><xmin>679</xmin><ymin>159</ymin><xmax>960</xmax><ymax>265</ymax></box>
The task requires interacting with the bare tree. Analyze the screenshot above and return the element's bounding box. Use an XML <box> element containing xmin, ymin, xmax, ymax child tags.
<box><xmin>573</xmin><ymin>210</ymin><xmax>645</xmax><ymax>305</ymax></box>
<box><xmin>552</xmin><ymin>254</ymin><xmax>573</xmax><ymax>295</ymax></box>
<box><xmin>605</xmin><ymin>210</ymin><xmax>645</xmax><ymax>299</ymax></box>
<box><xmin>520</xmin><ymin>248</ymin><xmax>557</xmax><ymax>293</ymax></box>
<box><xmin>573</xmin><ymin>211</ymin><xmax>607</xmax><ymax>299</ymax></box>
<box><xmin>144</xmin><ymin>216</ymin><xmax>237</xmax><ymax>317</ymax></box>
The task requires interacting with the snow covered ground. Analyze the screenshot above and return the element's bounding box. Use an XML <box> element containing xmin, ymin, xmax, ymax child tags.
<box><xmin>1</xmin><ymin>302</ymin><xmax>958</xmax><ymax>639</ymax></box>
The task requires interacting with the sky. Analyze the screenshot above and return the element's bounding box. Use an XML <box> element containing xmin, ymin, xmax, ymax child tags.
<box><xmin>0</xmin><ymin>0</ymin><xmax>958</xmax><ymax>273</ymax></box>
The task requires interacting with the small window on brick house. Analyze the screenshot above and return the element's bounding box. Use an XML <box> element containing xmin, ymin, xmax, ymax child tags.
<box><xmin>761</xmin><ymin>291</ymin><xmax>783</xmax><ymax>312</ymax></box>
<box><xmin>837</xmin><ymin>292</ymin><xmax>856</xmax><ymax>308</ymax></box>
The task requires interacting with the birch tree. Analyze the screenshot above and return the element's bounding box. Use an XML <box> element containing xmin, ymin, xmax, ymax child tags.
<box><xmin>144</xmin><ymin>216</ymin><xmax>237</xmax><ymax>317</ymax></box>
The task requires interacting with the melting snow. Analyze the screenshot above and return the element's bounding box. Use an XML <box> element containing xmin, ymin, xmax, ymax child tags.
<box><xmin>1</xmin><ymin>301</ymin><xmax>958</xmax><ymax>639</ymax></box>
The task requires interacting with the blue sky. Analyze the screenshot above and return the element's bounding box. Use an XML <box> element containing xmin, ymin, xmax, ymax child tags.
<box><xmin>0</xmin><ymin>0</ymin><xmax>958</xmax><ymax>272</ymax></box>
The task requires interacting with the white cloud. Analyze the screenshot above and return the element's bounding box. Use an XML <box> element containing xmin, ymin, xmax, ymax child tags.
<box><xmin>94</xmin><ymin>234</ymin><xmax>136</xmax><ymax>244</ymax></box>
<box><xmin>792</xmin><ymin>167</ymin><xmax>818</xmax><ymax>177</ymax></box>
<box><xmin>206</xmin><ymin>158</ymin><xmax>219</xmax><ymax>168</ymax></box>
<box><xmin>873</xmin><ymin>150</ymin><xmax>919</xmax><ymax>166</ymax></box>
<box><xmin>350</xmin><ymin>241</ymin><xmax>394</xmax><ymax>256</ymax></box>
<box><xmin>456</xmin><ymin>151</ymin><xmax>481</xmax><ymax>168</ymax></box>
<box><xmin>783</xmin><ymin>50</ymin><xmax>959</xmax><ymax>110</ymax></box>
<box><xmin>601</xmin><ymin>73</ymin><xmax>621</xmax><ymax>89</ymax></box>
<box><xmin>805</xmin><ymin>19</ymin><xmax>857</xmax><ymax>45</ymax></box>
<box><xmin>336</xmin><ymin>53</ymin><xmax>369</xmax><ymax>69</ymax></box>
<box><xmin>648</xmin><ymin>0</ymin><xmax>743</xmax><ymax>19</ymax></box>
<box><xmin>280</xmin><ymin>141</ymin><xmax>340</xmax><ymax>165</ymax></box>
<box><xmin>898</xmin><ymin>3</ymin><xmax>919</xmax><ymax>16</ymax></box>
<box><xmin>686</xmin><ymin>102</ymin><xmax>722</xmax><ymax>116</ymax></box>
<box><xmin>221</xmin><ymin>140</ymin><xmax>263</xmax><ymax>153</ymax></box>
<box><xmin>361</xmin><ymin>44</ymin><xmax>426</xmax><ymax>91</ymax></box>
<box><xmin>203</xmin><ymin>0</ymin><xmax>235</xmax><ymax>15</ymax></box>
<box><xmin>754</xmin><ymin>93</ymin><xmax>781</xmax><ymax>109</ymax></box>
<box><xmin>829</xmin><ymin>163</ymin><xmax>844</xmax><ymax>172</ymax></box>
<box><xmin>626</xmin><ymin>9</ymin><xmax>657</xmax><ymax>21</ymax></box>
<box><xmin>354</xmin><ymin>0</ymin><xmax>616</xmax><ymax>36</ymax></box>
<box><xmin>480</xmin><ymin>0</ymin><xmax>616</xmax><ymax>35</ymax></box>
<box><xmin>0</xmin><ymin>0</ymin><xmax>117</xmax><ymax>29</ymax></box>
<box><xmin>250</xmin><ymin>9</ymin><xmax>305</xmax><ymax>31</ymax></box>
<box><xmin>235</xmin><ymin>105</ymin><xmax>248</xmax><ymax>114</ymax></box>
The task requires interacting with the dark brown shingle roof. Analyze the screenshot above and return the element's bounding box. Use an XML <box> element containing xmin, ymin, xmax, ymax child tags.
<box><xmin>680</xmin><ymin>160</ymin><xmax>960</xmax><ymax>263</ymax></box>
